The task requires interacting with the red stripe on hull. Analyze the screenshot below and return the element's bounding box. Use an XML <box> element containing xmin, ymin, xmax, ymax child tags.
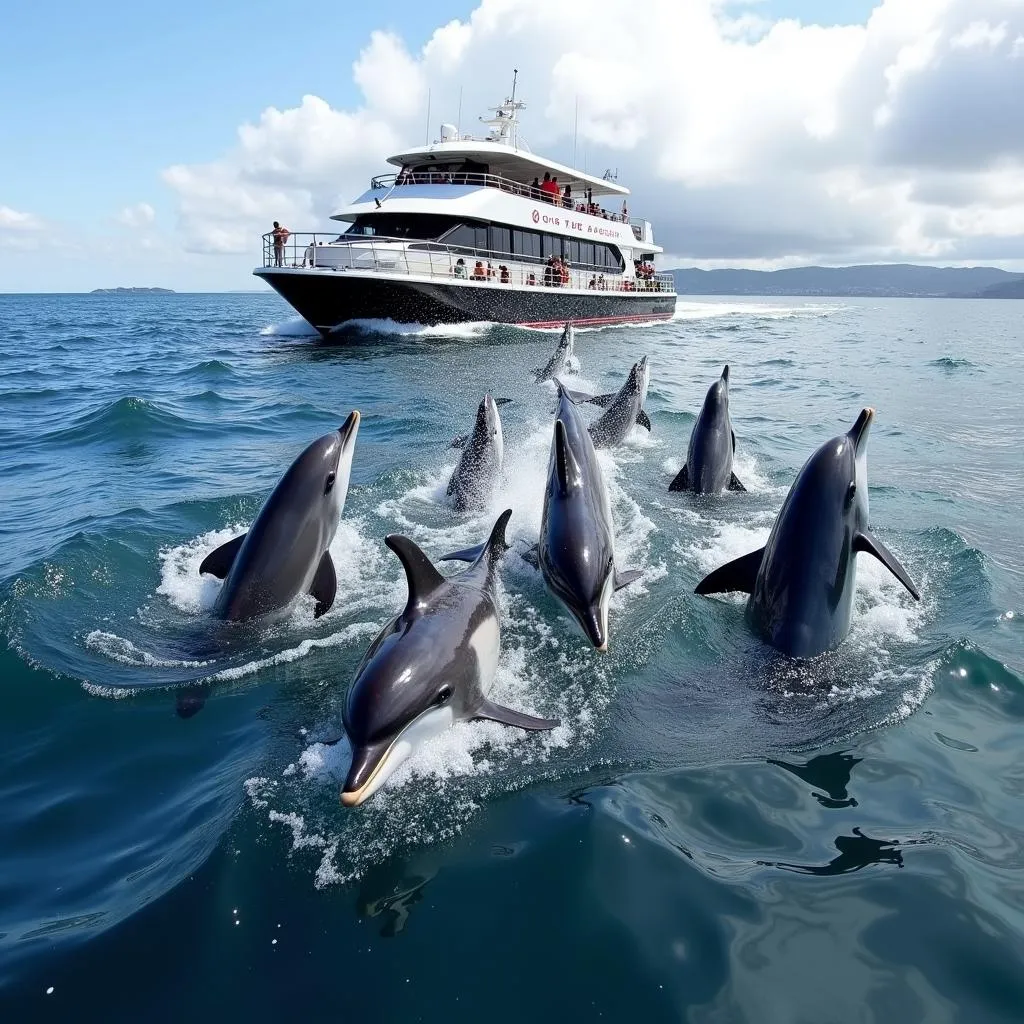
<box><xmin>516</xmin><ymin>311</ymin><xmax>674</xmax><ymax>328</ymax></box>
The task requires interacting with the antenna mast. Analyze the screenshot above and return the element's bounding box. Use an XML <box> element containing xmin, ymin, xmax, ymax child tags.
<box><xmin>424</xmin><ymin>88</ymin><xmax>431</xmax><ymax>145</ymax></box>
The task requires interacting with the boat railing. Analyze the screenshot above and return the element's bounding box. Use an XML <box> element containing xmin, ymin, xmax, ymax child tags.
<box><xmin>260</xmin><ymin>233</ymin><xmax>675</xmax><ymax>294</ymax></box>
<box><xmin>368</xmin><ymin>171</ymin><xmax>634</xmax><ymax>224</ymax></box>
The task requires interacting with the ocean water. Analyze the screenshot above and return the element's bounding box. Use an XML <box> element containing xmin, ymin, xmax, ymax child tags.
<box><xmin>1</xmin><ymin>291</ymin><xmax>1022</xmax><ymax>1022</ymax></box>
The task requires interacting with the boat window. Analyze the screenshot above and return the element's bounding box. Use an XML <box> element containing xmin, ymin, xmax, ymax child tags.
<box><xmin>490</xmin><ymin>226</ymin><xmax>511</xmax><ymax>256</ymax></box>
<box><xmin>343</xmin><ymin>214</ymin><xmax>458</xmax><ymax>239</ymax></box>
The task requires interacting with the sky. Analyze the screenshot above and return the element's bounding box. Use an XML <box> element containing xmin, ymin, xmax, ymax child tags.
<box><xmin>1</xmin><ymin>0</ymin><xmax>1022</xmax><ymax>291</ymax></box>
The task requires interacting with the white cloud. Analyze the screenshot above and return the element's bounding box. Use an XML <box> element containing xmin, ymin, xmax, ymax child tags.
<box><xmin>950</xmin><ymin>20</ymin><xmax>1009</xmax><ymax>49</ymax></box>
<box><xmin>116</xmin><ymin>202</ymin><xmax>156</xmax><ymax>228</ymax></box>
<box><xmin>0</xmin><ymin>205</ymin><xmax>43</xmax><ymax>231</ymax></box>
<box><xmin>162</xmin><ymin>0</ymin><xmax>1024</xmax><ymax>266</ymax></box>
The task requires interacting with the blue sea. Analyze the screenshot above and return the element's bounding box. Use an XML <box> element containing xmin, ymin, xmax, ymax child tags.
<box><xmin>1</xmin><ymin>292</ymin><xmax>1022</xmax><ymax>1022</ymax></box>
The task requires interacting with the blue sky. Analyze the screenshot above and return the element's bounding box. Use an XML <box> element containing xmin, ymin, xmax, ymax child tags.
<box><xmin>4</xmin><ymin>1</ymin><xmax>1018</xmax><ymax>290</ymax></box>
<box><xmin>0</xmin><ymin>0</ymin><xmax>874</xmax><ymax>230</ymax></box>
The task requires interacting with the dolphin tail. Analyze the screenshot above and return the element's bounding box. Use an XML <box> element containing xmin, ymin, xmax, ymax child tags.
<box><xmin>575</xmin><ymin>390</ymin><xmax>616</xmax><ymax>408</ymax></box>
<box><xmin>310</xmin><ymin>551</ymin><xmax>337</xmax><ymax>617</ymax></box>
<box><xmin>669</xmin><ymin>465</ymin><xmax>689</xmax><ymax>491</ymax></box>
<box><xmin>637</xmin><ymin>409</ymin><xmax>652</xmax><ymax>431</ymax></box>
<box><xmin>474</xmin><ymin>698</ymin><xmax>559</xmax><ymax>731</ymax></box>
<box><xmin>728</xmin><ymin>472</ymin><xmax>746</xmax><ymax>492</ymax></box>
<box><xmin>614</xmin><ymin>568</ymin><xmax>643</xmax><ymax>590</ymax></box>
<box><xmin>695</xmin><ymin>547</ymin><xmax>765</xmax><ymax>595</ymax></box>
<box><xmin>439</xmin><ymin>509</ymin><xmax>513</xmax><ymax>564</ymax></box>
<box><xmin>854</xmin><ymin>531</ymin><xmax>920</xmax><ymax>600</ymax></box>
<box><xmin>199</xmin><ymin>533</ymin><xmax>246</xmax><ymax>578</ymax></box>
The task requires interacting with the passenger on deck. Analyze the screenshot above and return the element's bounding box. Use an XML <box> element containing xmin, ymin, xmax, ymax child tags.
<box><xmin>453</xmin><ymin>258</ymin><xmax>467</xmax><ymax>278</ymax></box>
<box><xmin>621</xmin><ymin>201</ymin><xmax>629</xmax><ymax>222</ymax></box>
<box><xmin>486</xmin><ymin>261</ymin><xmax>496</xmax><ymax>279</ymax></box>
<box><xmin>562</xmin><ymin>183</ymin><xmax>572</xmax><ymax>209</ymax></box>
<box><xmin>540</xmin><ymin>172</ymin><xmax>560</xmax><ymax>203</ymax></box>
<box><xmin>272</xmin><ymin>221</ymin><xmax>290</xmax><ymax>266</ymax></box>
<box><xmin>531</xmin><ymin>177</ymin><xmax>540</xmax><ymax>199</ymax></box>
<box><xmin>499</xmin><ymin>264</ymin><xmax>510</xmax><ymax>284</ymax></box>
<box><xmin>472</xmin><ymin>260</ymin><xmax>486</xmax><ymax>281</ymax></box>
<box><xmin>559</xmin><ymin>258</ymin><xmax>569</xmax><ymax>287</ymax></box>
<box><xmin>527</xmin><ymin>272</ymin><xmax>537</xmax><ymax>286</ymax></box>
<box><xmin>588</xmin><ymin>275</ymin><xmax>597</xmax><ymax>289</ymax></box>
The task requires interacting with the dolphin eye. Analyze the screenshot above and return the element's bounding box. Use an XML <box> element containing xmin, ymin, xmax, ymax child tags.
<box><xmin>324</xmin><ymin>472</ymin><xmax>336</xmax><ymax>495</ymax></box>
<box><xmin>435</xmin><ymin>684</ymin><xmax>453</xmax><ymax>706</ymax></box>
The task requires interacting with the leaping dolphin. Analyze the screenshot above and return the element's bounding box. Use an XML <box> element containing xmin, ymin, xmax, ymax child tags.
<box><xmin>447</xmin><ymin>394</ymin><xmax>507</xmax><ymax>514</ymax></box>
<box><xmin>694</xmin><ymin>408</ymin><xmax>919</xmax><ymax>658</ymax></box>
<box><xmin>670</xmin><ymin>365</ymin><xmax>745</xmax><ymax>493</ymax></box>
<box><xmin>534</xmin><ymin>322</ymin><xmax>576</xmax><ymax>383</ymax></box>
<box><xmin>567</xmin><ymin>357</ymin><xmax>652</xmax><ymax>447</ymax></box>
<box><xmin>341</xmin><ymin>510</ymin><xmax>558</xmax><ymax>807</ymax></box>
<box><xmin>536</xmin><ymin>382</ymin><xmax>643</xmax><ymax>650</ymax></box>
<box><xmin>199</xmin><ymin>412</ymin><xmax>360</xmax><ymax>621</ymax></box>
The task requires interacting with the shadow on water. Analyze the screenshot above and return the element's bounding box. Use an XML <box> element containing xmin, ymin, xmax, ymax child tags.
<box><xmin>767</xmin><ymin>750</ymin><xmax>863</xmax><ymax>808</ymax></box>
<box><xmin>759</xmin><ymin>827</ymin><xmax>905</xmax><ymax>875</ymax></box>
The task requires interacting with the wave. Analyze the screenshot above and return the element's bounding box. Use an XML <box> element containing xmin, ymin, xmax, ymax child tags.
<box><xmin>260</xmin><ymin>317</ymin><xmax>319</xmax><ymax>338</ymax></box>
<box><xmin>929</xmin><ymin>357</ymin><xmax>977</xmax><ymax>371</ymax></box>
<box><xmin>42</xmin><ymin>396</ymin><xmax>193</xmax><ymax>445</ymax></box>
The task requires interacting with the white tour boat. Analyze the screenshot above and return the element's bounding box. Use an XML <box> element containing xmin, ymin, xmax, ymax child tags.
<box><xmin>254</xmin><ymin>79</ymin><xmax>677</xmax><ymax>334</ymax></box>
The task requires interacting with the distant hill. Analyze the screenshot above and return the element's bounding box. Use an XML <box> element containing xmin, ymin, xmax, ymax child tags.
<box><xmin>90</xmin><ymin>287</ymin><xmax>175</xmax><ymax>294</ymax></box>
<box><xmin>668</xmin><ymin>264</ymin><xmax>1023</xmax><ymax>298</ymax></box>
<box><xmin>979</xmin><ymin>277</ymin><xmax>1024</xmax><ymax>299</ymax></box>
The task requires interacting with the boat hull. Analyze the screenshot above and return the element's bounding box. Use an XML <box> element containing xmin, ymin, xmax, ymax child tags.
<box><xmin>254</xmin><ymin>269</ymin><xmax>676</xmax><ymax>333</ymax></box>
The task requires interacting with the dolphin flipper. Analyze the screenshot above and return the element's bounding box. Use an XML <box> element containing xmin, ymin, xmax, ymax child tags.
<box><xmin>199</xmin><ymin>534</ymin><xmax>246</xmax><ymax>578</ymax></box>
<box><xmin>450</xmin><ymin>434</ymin><xmax>469</xmax><ymax>449</ymax></box>
<box><xmin>494</xmin><ymin>398</ymin><xmax>513</xmax><ymax>407</ymax></box>
<box><xmin>636</xmin><ymin>409</ymin><xmax>652</xmax><ymax>431</ymax></box>
<box><xmin>854</xmin><ymin>531</ymin><xmax>920</xmax><ymax>601</ymax></box>
<box><xmin>519</xmin><ymin>543</ymin><xmax>540</xmax><ymax>569</ymax></box>
<box><xmin>669</xmin><ymin>465</ymin><xmax>689</xmax><ymax>491</ymax></box>
<box><xmin>474</xmin><ymin>699</ymin><xmax>559</xmax><ymax>731</ymax></box>
<box><xmin>695</xmin><ymin>547</ymin><xmax>765</xmax><ymax>595</ymax></box>
<box><xmin>310</xmin><ymin>551</ymin><xmax>337</xmax><ymax>617</ymax></box>
<box><xmin>614</xmin><ymin>568</ymin><xmax>643</xmax><ymax>590</ymax></box>
<box><xmin>728</xmin><ymin>473</ymin><xmax>746</xmax><ymax>492</ymax></box>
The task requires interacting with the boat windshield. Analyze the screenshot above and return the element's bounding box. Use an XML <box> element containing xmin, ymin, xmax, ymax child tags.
<box><xmin>340</xmin><ymin>214</ymin><xmax>460</xmax><ymax>240</ymax></box>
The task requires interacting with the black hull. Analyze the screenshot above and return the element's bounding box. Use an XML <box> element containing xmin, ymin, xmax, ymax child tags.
<box><xmin>254</xmin><ymin>270</ymin><xmax>676</xmax><ymax>334</ymax></box>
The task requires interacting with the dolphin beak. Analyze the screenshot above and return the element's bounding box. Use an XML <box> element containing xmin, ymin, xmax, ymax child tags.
<box><xmin>339</xmin><ymin>409</ymin><xmax>361</xmax><ymax>444</ymax></box>
<box><xmin>721</xmin><ymin>364</ymin><xmax>729</xmax><ymax>383</ymax></box>
<box><xmin>340</xmin><ymin>738</ymin><xmax>391</xmax><ymax>808</ymax></box>
<box><xmin>849</xmin><ymin>407</ymin><xmax>874</xmax><ymax>452</ymax></box>
<box><xmin>581</xmin><ymin>605</ymin><xmax>608</xmax><ymax>652</ymax></box>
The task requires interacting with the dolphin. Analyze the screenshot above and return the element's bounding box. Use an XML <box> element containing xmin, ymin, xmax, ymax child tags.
<box><xmin>537</xmin><ymin>382</ymin><xmax>643</xmax><ymax>650</ymax></box>
<box><xmin>694</xmin><ymin>408</ymin><xmax>919</xmax><ymax>658</ymax></box>
<box><xmin>534</xmin><ymin>322</ymin><xmax>576</xmax><ymax>383</ymax></box>
<box><xmin>446</xmin><ymin>394</ymin><xmax>507</xmax><ymax>513</ymax></box>
<box><xmin>198</xmin><ymin>412</ymin><xmax>360</xmax><ymax>621</ymax></box>
<box><xmin>568</xmin><ymin>357</ymin><xmax>652</xmax><ymax>448</ymax></box>
<box><xmin>341</xmin><ymin>510</ymin><xmax>558</xmax><ymax>807</ymax></box>
<box><xmin>670</xmin><ymin>365</ymin><xmax>745</xmax><ymax>493</ymax></box>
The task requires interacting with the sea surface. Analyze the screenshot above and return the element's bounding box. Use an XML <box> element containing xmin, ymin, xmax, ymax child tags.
<box><xmin>1</xmin><ymin>292</ymin><xmax>1022</xmax><ymax>1022</ymax></box>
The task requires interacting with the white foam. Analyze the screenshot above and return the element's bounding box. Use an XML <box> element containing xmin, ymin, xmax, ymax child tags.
<box><xmin>672</xmin><ymin>299</ymin><xmax>846</xmax><ymax>321</ymax></box>
<box><xmin>157</xmin><ymin>525</ymin><xmax>244</xmax><ymax>614</ymax></box>
<box><xmin>260</xmin><ymin>317</ymin><xmax>318</xmax><ymax>337</ymax></box>
<box><xmin>337</xmin><ymin>318</ymin><xmax>492</xmax><ymax>339</ymax></box>
<box><xmin>83</xmin><ymin>630</ymin><xmax>211</xmax><ymax>668</ymax></box>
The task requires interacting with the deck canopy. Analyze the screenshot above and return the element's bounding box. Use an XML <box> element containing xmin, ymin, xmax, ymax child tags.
<box><xmin>386</xmin><ymin>140</ymin><xmax>630</xmax><ymax>198</ymax></box>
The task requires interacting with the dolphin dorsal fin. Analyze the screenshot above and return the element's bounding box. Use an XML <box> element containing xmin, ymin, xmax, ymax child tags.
<box><xmin>438</xmin><ymin>509</ymin><xmax>513</xmax><ymax>566</ymax></box>
<box><xmin>385</xmin><ymin>534</ymin><xmax>447</xmax><ymax>615</ymax></box>
<box><xmin>554</xmin><ymin>420</ymin><xmax>581</xmax><ymax>494</ymax></box>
